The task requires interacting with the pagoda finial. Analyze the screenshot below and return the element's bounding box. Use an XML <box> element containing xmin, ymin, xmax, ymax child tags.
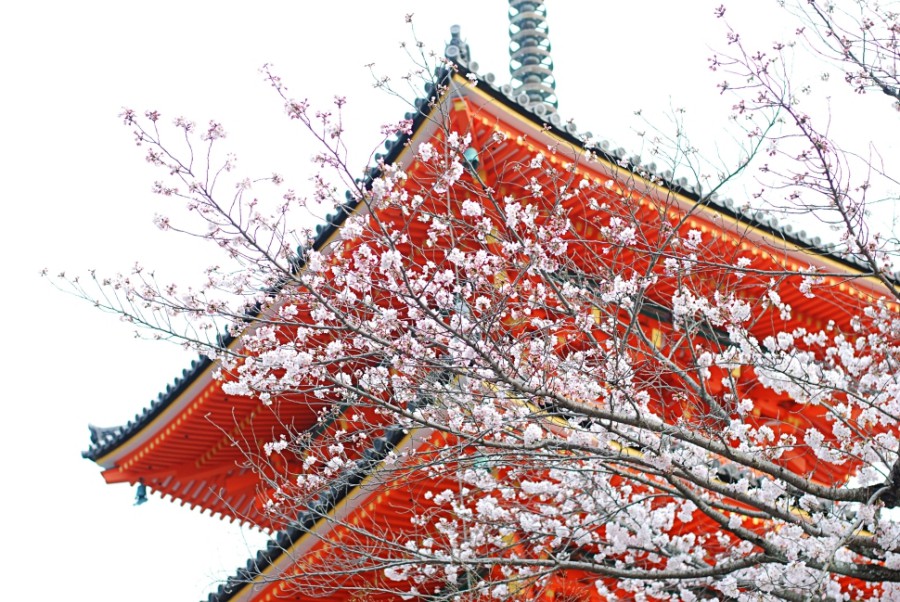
<box><xmin>445</xmin><ymin>24</ymin><xmax>472</xmax><ymax>66</ymax></box>
<box><xmin>508</xmin><ymin>0</ymin><xmax>557</xmax><ymax>112</ymax></box>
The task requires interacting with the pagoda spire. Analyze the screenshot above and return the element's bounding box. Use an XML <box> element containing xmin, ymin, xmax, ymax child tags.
<box><xmin>508</xmin><ymin>0</ymin><xmax>558</xmax><ymax>113</ymax></box>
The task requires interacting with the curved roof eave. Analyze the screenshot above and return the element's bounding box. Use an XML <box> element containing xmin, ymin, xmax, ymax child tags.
<box><xmin>85</xmin><ymin>58</ymin><xmax>898</xmax><ymax>466</ymax></box>
<box><xmin>204</xmin><ymin>426</ymin><xmax>413</xmax><ymax>602</ymax></box>
<box><xmin>82</xmin><ymin>68</ymin><xmax>454</xmax><ymax>463</ymax></box>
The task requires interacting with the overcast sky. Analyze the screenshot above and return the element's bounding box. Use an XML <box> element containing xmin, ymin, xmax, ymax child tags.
<box><xmin>1</xmin><ymin>2</ymin><xmax>895</xmax><ymax>601</ymax></box>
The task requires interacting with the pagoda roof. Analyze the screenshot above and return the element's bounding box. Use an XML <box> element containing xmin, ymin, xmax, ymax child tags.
<box><xmin>84</xmin><ymin>56</ymin><xmax>898</xmax><ymax>465</ymax></box>
<box><xmin>85</xmin><ymin>56</ymin><xmax>900</xmax><ymax>601</ymax></box>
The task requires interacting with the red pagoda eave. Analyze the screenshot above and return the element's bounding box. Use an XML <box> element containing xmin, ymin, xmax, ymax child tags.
<box><xmin>83</xmin><ymin>86</ymin><xmax>456</xmax><ymax>522</ymax></box>
<box><xmin>91</xmin><ymin>72</ymin><xmax>897</xmax><ymax>499</ymax></box>
<box><xmin>94</xmin><ymin>365</ymin><xmax>220</xmax><ymax>472</ymax></box>
<box><xmin>454</xmin><ymin>73</ymin><xmax>898</xmax><ymax>305</ymax></box>
<box><xmin>86</xmin><ymin>84</ymin><xmax>455</xmax><ymax>470</ymax></box>
<box><xmin>220</xmin><ymin>429</ymin><xmax>431</xmax><ymax>602</ymax></box>
<box><xmin>86</xmin><ymin>64</ymin><xmax>900</xmax><ymax>602</ymax></box>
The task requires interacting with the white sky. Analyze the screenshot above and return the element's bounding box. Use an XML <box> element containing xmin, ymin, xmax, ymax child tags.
<box><xmin>1</xmin><ymin>2</ymin><xmax>896</xmax><ymax>600</ymax></box>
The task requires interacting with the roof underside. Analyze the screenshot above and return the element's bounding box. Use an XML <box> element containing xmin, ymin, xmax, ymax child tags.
<box><xmin>84</xmin><ymin>60</ymin><xmax>899</xmax><ymax>602</ymax></box>
<box><xmin>84</xmin><ymin>59</ymin><xmax>896</xmax><ymax>469</ymax></box>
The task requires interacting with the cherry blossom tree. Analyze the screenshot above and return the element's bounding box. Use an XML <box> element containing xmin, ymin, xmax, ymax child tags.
<box><xmin>64</xmin><ymin>2</ymin><xmax>900</xmax><ymax>600</ymax></box>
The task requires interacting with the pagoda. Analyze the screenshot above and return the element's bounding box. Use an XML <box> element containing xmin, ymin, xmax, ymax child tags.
<box><xmin>84</xmin><ymin>3</ymin><xmax>900</xmax><ymax>600</ymax></box>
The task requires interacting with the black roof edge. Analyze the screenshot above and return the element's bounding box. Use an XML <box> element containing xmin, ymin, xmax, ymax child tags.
<box><xmin>205</xmin><ymin>425</ymin><xmax>409</xmax><ymax>602</ymax></box>
<box><xmin>82</xmin><ymin>67</ymin><xmax>455</xmax><ymax>462</ymax></box>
